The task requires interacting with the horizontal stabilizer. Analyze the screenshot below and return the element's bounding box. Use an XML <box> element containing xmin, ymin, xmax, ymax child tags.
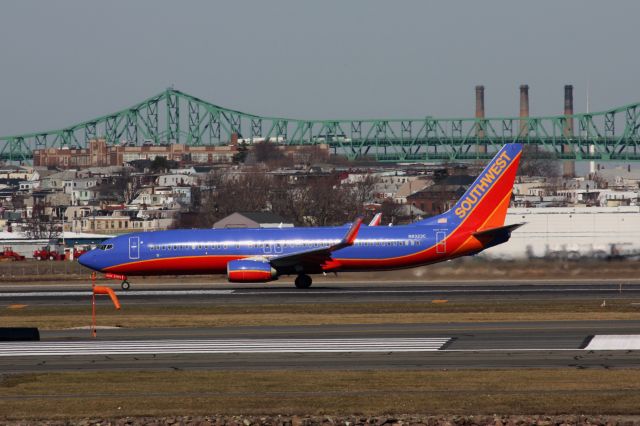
<box><xmin>472</xmin><ymin>223</ymin><xmax>524</xmax><ymax>249</ymax></box>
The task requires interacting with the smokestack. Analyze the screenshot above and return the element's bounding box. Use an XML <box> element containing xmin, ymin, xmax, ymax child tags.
<box><xmin>563</xmin><ymin>84</ymin><xmax>576</xmax><ymax>177</ymax></box>
<box><xmin>563</xmin><ymin>84</ymin><xmax>574</xmax><ymax>132</ymax></box>
<box><xmin>519</xmin><ymin>84</ymin><xmax>529</xmax><ymax>136</ymax></box>
<box><xmin>475</xmin><ymin>85</ymin><xmax>485</xmax><ymax>121</ymax></box>
<box><xmin>475</xmin><ymin>85</ymin><xmax>486</xmax><ymax>153</ymax></box>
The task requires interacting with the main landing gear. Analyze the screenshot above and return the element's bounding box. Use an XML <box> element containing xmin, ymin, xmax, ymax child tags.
<box><xmin>295</xmin><ymin>274</ymin><xmax>312</xmax><ymax>289</ymax></box>
<box><xmin>120</xmin><ymin>280</ymin><xmax>131</xmax><ymax>291</ymax></box>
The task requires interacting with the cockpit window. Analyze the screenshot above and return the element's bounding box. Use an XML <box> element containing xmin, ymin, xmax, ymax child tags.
<box><xmin>97</xmin><ymin>244</ymin><xmax>113</xmax><ymax>250</ymax></box>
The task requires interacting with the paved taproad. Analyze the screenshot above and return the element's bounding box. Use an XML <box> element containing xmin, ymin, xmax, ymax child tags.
<box><xmin>2</xmin><ymin>281</ymin><xmax>640</xmax><ymax>306</ymax></box>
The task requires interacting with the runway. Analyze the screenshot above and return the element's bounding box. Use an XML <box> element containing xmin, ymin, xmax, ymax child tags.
<box><xmin>1</xmin><ymin>280</ymin><xmax>640</xmax><ymax>306</ymax></box>
<box><xmin>1</xmin><ymin>321</ymin><xmax>639</xmax><ymax>372</ymax></box>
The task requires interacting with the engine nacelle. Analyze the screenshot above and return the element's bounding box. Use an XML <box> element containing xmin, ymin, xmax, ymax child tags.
<box><xmin>227</xmin><ymin>259</ymin><xmax>277</xmax><ymax>283</ymax></box>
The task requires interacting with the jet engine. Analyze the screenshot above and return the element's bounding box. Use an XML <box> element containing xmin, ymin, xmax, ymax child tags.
<box><xmin>227</xmin><ymin>259</ymin><xmax>277</xmax><ymax>283</ymax></box>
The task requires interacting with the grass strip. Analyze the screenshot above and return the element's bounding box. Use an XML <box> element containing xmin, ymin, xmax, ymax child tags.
<box><xmin>1</xmin><ymin>369</ymin><xmax>640</xmax><ymax>418</ymax></box>
<box><xmin>2</xmin><ymin>300</ymin><xmax>639</xmax><ymax>329</ymax></box>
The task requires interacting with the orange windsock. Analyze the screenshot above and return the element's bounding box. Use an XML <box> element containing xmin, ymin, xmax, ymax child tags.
<box><xmin>93</xmin><ymin>286</ymin><xmax>121</xmax><ymax>310</ymax></box>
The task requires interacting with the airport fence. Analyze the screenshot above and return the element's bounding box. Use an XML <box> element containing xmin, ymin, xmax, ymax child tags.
<box><xmin>0</xmin><ymin>259</ymin><xmax>89</xmax><ymax>279</ymax></box>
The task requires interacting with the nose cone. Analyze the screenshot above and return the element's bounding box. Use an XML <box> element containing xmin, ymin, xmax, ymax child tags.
<box><xmin>78</xmin><ymin>250</ymin><xmax>100</xmax><ymax>271</ymax></box>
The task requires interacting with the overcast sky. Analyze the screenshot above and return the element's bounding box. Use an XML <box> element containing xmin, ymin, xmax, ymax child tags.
<box><xmin>0</xmin><ymin>0</ymin><xmax>638</xmax><ymax>136</ymax></box>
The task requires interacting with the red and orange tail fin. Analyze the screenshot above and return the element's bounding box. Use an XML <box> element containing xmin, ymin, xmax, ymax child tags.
<box><xmin>418</xmin><ymin>144</ymin><xmax>522</xmax><ymax>231</ymax></box>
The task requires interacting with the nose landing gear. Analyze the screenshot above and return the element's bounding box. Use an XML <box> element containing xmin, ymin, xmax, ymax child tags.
<box><xmin>104</xmin><ymin>273</ymin><xmax>130</xmax><ymax>291</ymax></box>
<box><xmin>294</xmin><ymin>274</ymin><xmax>312</xmax><ymax>289</ymax></box>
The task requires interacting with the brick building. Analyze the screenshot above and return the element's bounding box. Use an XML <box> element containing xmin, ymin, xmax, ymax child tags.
<box><xmin>407</xmin><ymin>175</ymin><xmax>475</xmax><ymax>216</ymax></box>
<box><xmin>34</xmin><ymin>139</ymin><xmax>238</xmax><ymax>169</ymax></box>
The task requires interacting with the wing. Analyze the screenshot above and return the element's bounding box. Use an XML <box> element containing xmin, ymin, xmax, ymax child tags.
<box><xmin>268</xmin><ymin>218</ymin><xmax>363</xmax><ymax>269</ymax></box>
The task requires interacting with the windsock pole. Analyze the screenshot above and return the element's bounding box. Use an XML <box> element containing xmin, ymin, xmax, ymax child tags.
<box><xmin>91</xmin><ymin>272</ymin><xmax>97</xmax><ymax>338</ymax></box>
<box><xmin>90</xmin><ymin>273</ymin><xmax>122</xmax><ymax>338</ymax></box>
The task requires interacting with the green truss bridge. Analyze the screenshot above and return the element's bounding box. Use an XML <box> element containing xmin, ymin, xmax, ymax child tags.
<box><xmin>1</xmin><ymin>88</ymin><xmax>639</xmax><ymax>162</ymax></box>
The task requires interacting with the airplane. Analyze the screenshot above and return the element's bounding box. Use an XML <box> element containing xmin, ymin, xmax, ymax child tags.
<box><xmin>79</xmin><ymin>143</ymin><xmax>523</xmax><ymax>290</ymax></box>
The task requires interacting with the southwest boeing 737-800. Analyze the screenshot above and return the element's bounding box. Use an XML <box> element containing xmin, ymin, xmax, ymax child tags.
<box><xmin>79</xmin><ymin>143</ymin><xmax>523</xmax><ymax>289</ymax></box>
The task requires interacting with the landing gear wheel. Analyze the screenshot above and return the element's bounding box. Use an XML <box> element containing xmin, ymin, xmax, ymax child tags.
<box><xmin>121</xmin><ymin>280</ymin><xmax>130</xmax><ymax>291</ymax></box>
<box><xmin>294</xmin><ymin>274</ymin><xmax>312</xmax><ymax>289</ymax></box>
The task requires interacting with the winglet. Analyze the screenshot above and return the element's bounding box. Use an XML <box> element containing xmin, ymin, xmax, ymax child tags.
<box><xmin>343</xmin><ymin>217</ymin><xmax>363</xmax><ymax>245</ymax></box>
<box><xmin>330</xmin><ymin>217</ymin><xmax>363</xmax><ymax>251</ymax></box>
<box><xmin>368</xmin><ymin>213</ymin><xmax>382</xmax><ymax>226</ymax></box>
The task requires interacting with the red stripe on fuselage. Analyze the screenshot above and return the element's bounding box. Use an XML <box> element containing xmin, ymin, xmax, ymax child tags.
<box><xmin>103</xmin><ymin>255</ymin><xmax>244</xmax><ymax>275</ymax></box>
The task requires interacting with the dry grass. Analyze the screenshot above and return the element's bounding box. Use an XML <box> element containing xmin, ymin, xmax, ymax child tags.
<box><xmin>1</xmin><ymin>369</ymin><xmax>640</xmax><ymax>419</ymax></box>
<box><xmin>2</xmin><ymin>300</ymin><xmax>639</xmax><ymax>329</ymax></box>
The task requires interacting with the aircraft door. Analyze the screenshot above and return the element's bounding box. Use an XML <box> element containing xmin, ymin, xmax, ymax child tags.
<box><xmin>129</xmin><ymin>236</ymin><xmax>140</xmax><ymax>259</ymax></box>
<box><xmin>435</xmin><ymin>231</ymin><xmax>446</xmax><ymax>254</ymax></box>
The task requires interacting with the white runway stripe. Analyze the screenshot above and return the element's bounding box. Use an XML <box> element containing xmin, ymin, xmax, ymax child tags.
<box><xmin>0</xmin><ymin>338</ymin><xmax>451</xmax><ymax>356</ymax></box>
<box><xmin>584</xmin><ymin>335</ymin><xmax>640</xmax><ymax>350</ymax></box>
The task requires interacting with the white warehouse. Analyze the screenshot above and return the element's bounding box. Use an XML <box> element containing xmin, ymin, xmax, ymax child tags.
<box><xmin>483</xmin><ymin>206</ymin><xmax>640</xmax><ymax>259</ymax></box>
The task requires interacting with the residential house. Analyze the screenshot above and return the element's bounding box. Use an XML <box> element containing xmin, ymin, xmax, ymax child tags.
<box><xmin>156</xmin><ymin>174</ymin><xmax>195</xmax><ymax>187</ymax></box>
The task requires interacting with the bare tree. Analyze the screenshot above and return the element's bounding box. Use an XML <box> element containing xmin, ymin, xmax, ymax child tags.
<box><xmin>303</xmin><ymin>175</ymin><xmax>358</xmax><ymax>226</ymax></box>
<box><xmin>185</xmin><ymin>168</ymin><xmax>363</xmax><ymax>228</ymax></box>
<box><xmin>248</xmin><ymin>142</ymin><xmax>290</xmax><ymax>167</ymax></box>
<box><xmin>23</xmin><ymin>205</ymin><xmax>60</xmax><ymax>239</ymax></box>
<box><xmin>120</xmin><ymin>168</ymin><xmax>143</xmax><ymax>204</ymax></box>
<box><xmin>348</xmin><ymin>174</ymin><xmax>379</xmax><ymax>216</ymax></box>
<box><xmin>518</xmin><ymin>145</ymin><xmax>560</xmax><ymax>177</ymax></box>
<box><xmin>379</xmin><ymin>198</ymin><xmax>403</xmax><ymax>225</ymax></box>
<box><xmin>192</xmin><ymin>169</ymin><xmax>273</xmax><ymax>227</ymax></box>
